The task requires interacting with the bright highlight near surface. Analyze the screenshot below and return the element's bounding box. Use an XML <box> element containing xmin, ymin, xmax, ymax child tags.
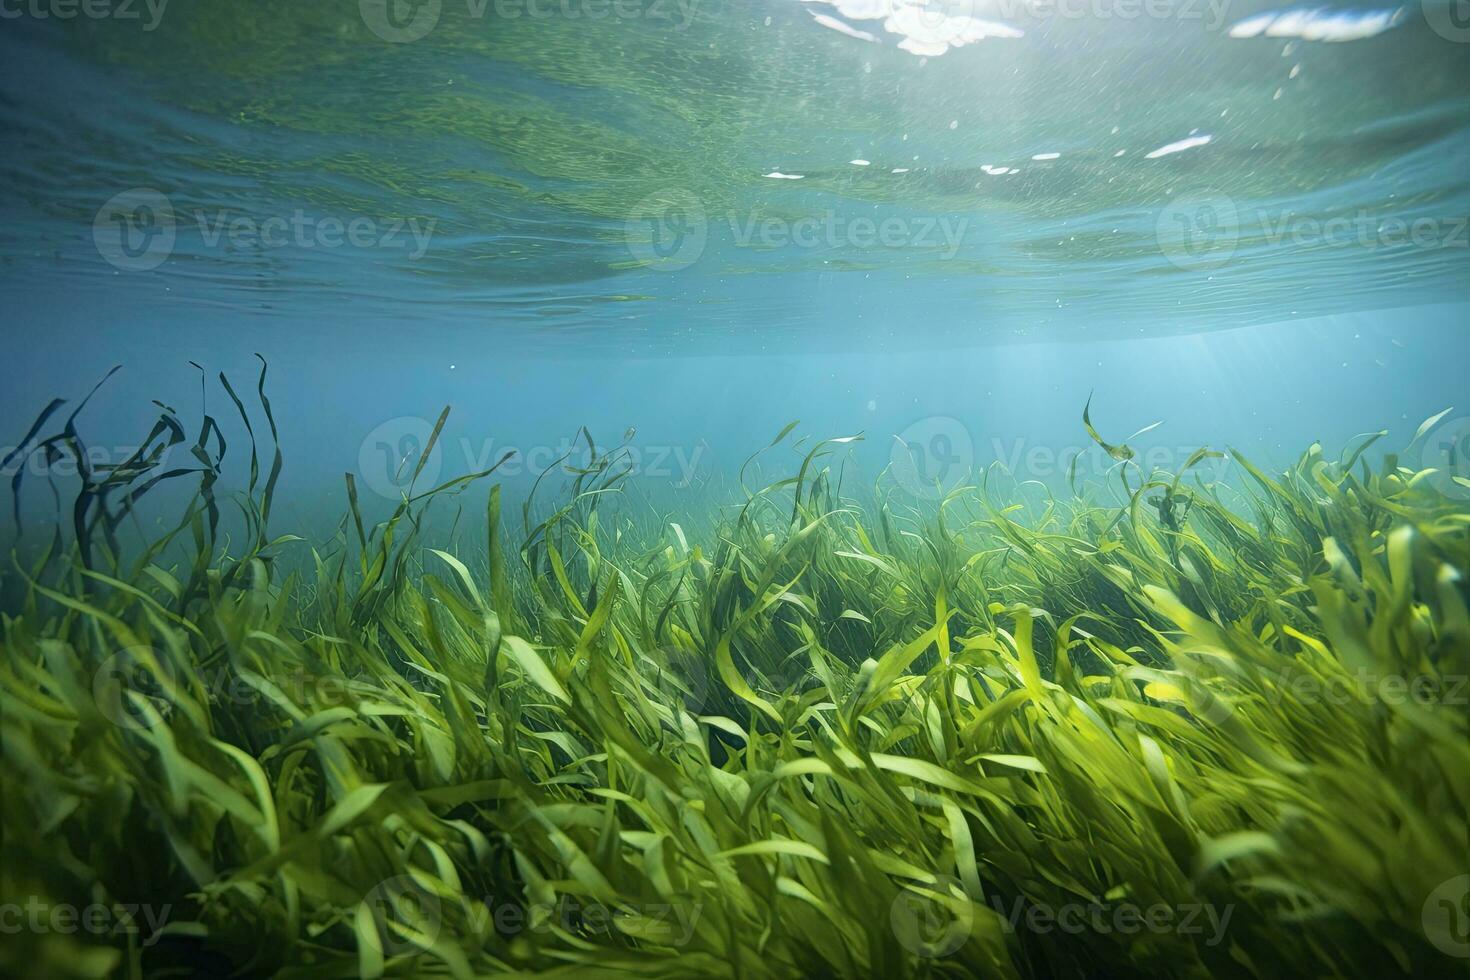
<box><xmin>803</xmin><ymin>0</ymin><xmax>1024</xmax><ymax>56</ymax></box>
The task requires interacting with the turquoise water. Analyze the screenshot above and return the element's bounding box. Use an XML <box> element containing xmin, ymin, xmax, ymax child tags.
<box><xmin>4</xmin><ymin>9</ymin><xmax>1470</xmax><ymax>976</ymax></box>
<box><xmin>2</xmin><ymin>0</ymin><xmax>1469</xmax><ymax>514</ymax></box>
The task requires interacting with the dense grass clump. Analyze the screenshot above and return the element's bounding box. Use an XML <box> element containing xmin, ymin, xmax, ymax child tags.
<box><xmin>1</xmin><ymin>364</ymin><xmax>1468</xmax><ymax>979</ymax></box>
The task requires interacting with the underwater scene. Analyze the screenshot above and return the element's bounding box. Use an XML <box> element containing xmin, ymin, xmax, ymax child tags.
<box><xmin>2</xmin><ymin>1</ymin><xmax>1470</xmax><ymax>977</ymax></box>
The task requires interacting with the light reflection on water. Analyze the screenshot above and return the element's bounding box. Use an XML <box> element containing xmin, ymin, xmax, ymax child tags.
<box><xmin>0</xmin><ymin>0</ymin><xmax>1466</xmax><ymax>349</ymax></box>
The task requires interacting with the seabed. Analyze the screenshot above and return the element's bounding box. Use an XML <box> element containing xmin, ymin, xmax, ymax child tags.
<box><xmin>2</xmin><ymin>364</ymin><xmax>1468</xmax><ymax>978</ymax></box>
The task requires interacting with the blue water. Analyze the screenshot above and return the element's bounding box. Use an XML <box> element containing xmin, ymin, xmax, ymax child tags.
<box><xmin>2</xmin><ymin>1</ymin><xmax>1469</xmax><ymax>530</ymax></box>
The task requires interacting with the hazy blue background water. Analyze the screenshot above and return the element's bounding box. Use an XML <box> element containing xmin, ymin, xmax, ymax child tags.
<box><xmin>2</xmin><ymin>1</ymin><xmax>1468</xmax><ymax>541</ymax></box>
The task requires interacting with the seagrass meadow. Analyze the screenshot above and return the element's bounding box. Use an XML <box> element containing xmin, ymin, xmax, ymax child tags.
<box><xmin>6</xmin><ymin>0</ymin><xmax>1470</xmax><ymax>976</ymax></box>
<box><xmin>1</xmin><ymin>362</ymin><xmax>1467</xmax><ymax>979</ymax></box>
